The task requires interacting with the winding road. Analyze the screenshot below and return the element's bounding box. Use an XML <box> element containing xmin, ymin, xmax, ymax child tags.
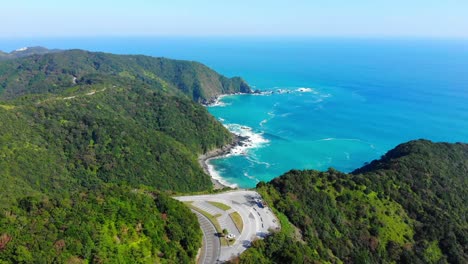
<box><xmin>192</xmin><ymin>210</ymin><xmax>221</xmax><ymax>264</ymax></box>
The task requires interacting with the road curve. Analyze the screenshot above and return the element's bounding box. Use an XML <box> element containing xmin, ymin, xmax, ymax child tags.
<box><xmin>192</xmin><ymin>210</ymin><xmax>221</xmax><ymax>264</ymax></box>
<box><xmin>177</xmin><ymin>190</ymin><xmax>280</xmax><ymax>262</ymax></box>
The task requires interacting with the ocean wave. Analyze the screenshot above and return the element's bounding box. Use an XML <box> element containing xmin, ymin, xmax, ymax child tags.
<box><xmin>254</xmin><ymin>87</ymin><xmax>330</xmax><ymax>99</ymax></box>
<box><xmin>316</xmin><ymin>138</ymin><xmax>377</xmax><ymax>151</ymax></box>
<box><xmin>206</xmin><ymin>162</ymin><xmax>239</xmax><ymax>188</ymax></box>
<box><xmin>224</xmin><ymin>123</ymin><xmax>269</xmax><ymax>157</ymax></box>
<box><xmin>318</xmin><ymin>137</ymin><xmax>363</xmax><ymax>142</ymax></box>
<box><xmin>259</xmin><ymin>111</ymin><xmax>276</xmax><ymax>127</ymax></box>
<box><xmin>206</xmin><ymin>123</ymin><xmax>269</xmax><ymax>188</ymax></box>
<box><xmin>296</xmin><ymin>87</ymin><xmax>319</xmax><ymax>94</ymax></box>
<box><xmin>276</xmin><ymin>89</ymin><xmax>293</xmax><ymax>94</ymax></box>
<box><xmin>243</xmin><ymin>172</ymin><xmax>260</xmax><ymax>183</ymax></box>
<box><xmin>208</xmin><ymin>95</ymin><xmax>231</xmax><ymax>107</ymax></box>
<box><xmin>246</xmin><ymin>156</ymin><xmax>271</xmax><ymax>168</ymax></box>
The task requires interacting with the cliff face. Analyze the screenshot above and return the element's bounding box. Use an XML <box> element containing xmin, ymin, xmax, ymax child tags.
<box><xmin>0</xmin><ymin>49</ymin><xmax>251</xmax><ymax>102</ymax></box>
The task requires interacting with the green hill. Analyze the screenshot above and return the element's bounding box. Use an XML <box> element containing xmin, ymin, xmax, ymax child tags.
<box><xmin>0</xmin><ymin>46</ymin><xmax>60</xmax><ymax>61</ymax></box>
<box><xmin>1</xmin><ymin>50</ymin><xmax>466</xmax><ymax>264</ymax></box>
<box><xmin>239</xmin><ymin>140</ymin><xmax>467</xmax><ymax>264</ymax></box>
<box><xmin>0</xmin><ymin>50</ymin><xmax>250</xmax><ymax>263</ymax></box>
<box><xmin>0</xmin><ymin>49</ymin><xmax>251</xmax><ymax>102</ymax></box>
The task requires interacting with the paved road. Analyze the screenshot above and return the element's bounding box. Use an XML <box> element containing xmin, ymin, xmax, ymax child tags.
<box><xmin>192</xmin><ymin>210</ymin><xmax>221</xmax><ymax>264</ymax></box>
<box><xmin>176</xmin><ymin>190</ymin><xmax>280</xmax><ymax>262</ymax></box>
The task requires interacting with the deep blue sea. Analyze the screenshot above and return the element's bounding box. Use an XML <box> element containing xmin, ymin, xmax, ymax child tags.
<box><xmin>1</xmin><ymin>37</ymin><xmax>468</xmax><ymax>188</ymax></box>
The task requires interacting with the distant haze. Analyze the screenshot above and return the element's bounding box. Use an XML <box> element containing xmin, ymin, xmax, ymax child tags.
<box><xmin>1</xmin><ymin>0</ymin><xmax>468</xmax><ymax>38</ymax></box>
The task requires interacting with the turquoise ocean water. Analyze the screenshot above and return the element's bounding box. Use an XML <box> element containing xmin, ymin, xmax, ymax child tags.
<box><xmin>1</xmin><ymin>38</ymin><xmax>468</xmax><ymax>188</ymax></box>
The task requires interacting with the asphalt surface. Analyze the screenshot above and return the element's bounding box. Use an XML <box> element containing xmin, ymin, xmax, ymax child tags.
<box><xmin>176</xmin><ymin>190</ymin><xmax>280</xmax><ymax>263</ymax></box>
<box><xmin>192</xmin><ymin>210</ymin><xmax>221</xmax><ymax>264</ymax></box>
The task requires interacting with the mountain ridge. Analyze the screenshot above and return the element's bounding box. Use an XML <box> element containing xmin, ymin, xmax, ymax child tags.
<box><xmin>0</xmin><ymin>46</ymin><xmax>61</xmax><ymax>60</ymax></box>
<box><xmin>0</xmin><ymin>48</ymin><xmax>252</xmax><ymax>102</ymax></box>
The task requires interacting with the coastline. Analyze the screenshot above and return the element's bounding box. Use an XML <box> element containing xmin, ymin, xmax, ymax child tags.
<box><xmin>200</xmin><ymin>92</ymin><xmax>254</xmax><ymax>189</ymax></box>
<box><xmin>198</xmin><ymin>135</ymin><xmax>247</xmax><ymax>190</ymax></box>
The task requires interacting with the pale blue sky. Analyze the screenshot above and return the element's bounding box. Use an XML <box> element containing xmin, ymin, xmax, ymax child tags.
<box><xmin>2</xmin><ymin>0</ymin><xmax>468</xmax><ymax>38</ymax></box>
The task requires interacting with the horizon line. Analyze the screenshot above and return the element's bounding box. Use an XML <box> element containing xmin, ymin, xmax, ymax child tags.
<box><xmin>1</xmin><ymin>35</ymin><xmax>468</xmax><ymax>40</ymax></box>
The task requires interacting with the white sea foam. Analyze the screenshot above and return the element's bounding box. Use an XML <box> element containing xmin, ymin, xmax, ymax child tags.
<box><xmin>208</xmin><ymin>95</ymin><xmax>231</xmax><ymax>107</ymax></box>
<box><xmin>318</xmin><ymin>137</ymin><xmax>363</xmax><ymax>142</ymax></box>
<box><xmin>276</xmin><ymin>89</ymin><xmax>291</xmax><ymax>94</ymax></box>
<box><xmin>296</xmin><ymin>87</ymin><xmax>319</xmax><ymax>94</ymax></box>
<box><xmin>205</xmin><ymin>123</ymin><xmax>269</xmax><ymax>187</ymax></box>
<box><xmin>206</xmin><ymin>161</ymin><xmax>238</xmax><ymax>188</ymax></box>
<box><xmin>252</xmin><ymin>90</ymin><xmax>274</xmax><ymax>96</ymax></box>
<box><xmin>260</xmin><ymin>111</ymin><xmax>276</xmax><ymax>127</ymax></box>
<box><xmin>246</xmin><ymin>156</ymin><xmax>271</xmax><ymax>168</ymax></box>
<box><xmin>243</xmin><ymin>172</ymin><xmax>260</xmax><ymax>183</ymax></box>
<box><xmin>224</xmin><ymin>123</ymin><xmax>269</xmax><ymax>157</ymax></box>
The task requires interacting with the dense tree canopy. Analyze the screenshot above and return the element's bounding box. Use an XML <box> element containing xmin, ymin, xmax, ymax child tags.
<box><xmin>0</xmin><ymin>185</ymin><xmax>202</xmax><ymax>263</ymax></box>
<box><xmin>238</xmin><ymin>140</ymin><xmax>468</xmax><ymax>264</ymax></box>
<box><xmin>0</xmin><ymin>49</ymin><xmax>251</xmax><ymax>102</ymax></box>
<box><xmin>0</xmin><ymin>50</ymin><xmax>251</xmax><ymax>262</ymax></box>
<box><xmin>1</xmin><ymin>50</ymin><xmax>466</xmax><ymax>264</ymax></box>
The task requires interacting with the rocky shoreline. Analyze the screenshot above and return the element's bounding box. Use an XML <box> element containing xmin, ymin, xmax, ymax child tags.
<box><xmin>200</xmin><ymin>92</ymin><xmax>254</xmax><ymax>189</ymax></box>
<box><xmin>198</xmin><ymin>135</ymin><xmax>249</xmax><ymax>189</ymax></box>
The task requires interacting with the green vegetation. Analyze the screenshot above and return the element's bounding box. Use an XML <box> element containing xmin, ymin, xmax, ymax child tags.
<box><xmin>0</xmin><ymin>50</ymin><xmax>251</xmax><ymax>262</ymax></box>
<box><xmin>0</xmin><ymin>49</ymin><xmax>251</xmax><ymax>102</ymax></box>
<box><xmin>238</xmin><ymin>140</ymin><xmax>468</xmax><ymax>264</ymax></box>
<box><xmin>208</xmin><ymin>201</ymin><xmax>232</xmax><ymax>211</ymax></box>
<box><xmin>0</xmin><ymin>46</ymin><xmax>58</xmax><ymax>61</ymax></box>
<box><xmin>229</xmin><ymin>212</ymin><xmax>244</xmax><ymax>233</ymax></box>
<box><xmin>0</xmin><ymin>185</ymin><xmax>202</xmax><ymax>263</ymax></box>
<box><xmin>1</xmin><ymin>50</ymin><xmax>467</xmax><ymax>263</ymax></box>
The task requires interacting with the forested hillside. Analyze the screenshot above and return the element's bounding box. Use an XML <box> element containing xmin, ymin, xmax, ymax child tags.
<box><xmin>0</xmin><ymin>49</ymin><xmax>251</xmax><ymax>102</ymax></box>
<box><xmin>0</xmin><ymin>47</ymin><xmax>59</xmax><ymax>61</ymax></box>
<box><xmin>238</xmin><ymin>140</ymin><xmax>467</xmax><ymax>264</ymax></box>
<box><xmin>0</xmin><ymin>50</ymin><xmax>250</xmax><ymax>262</ymax></box>
<box><xmin>0</xmin><ymin>185</ymin><xmax>202</xmax><ymax>263</ymax></box>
